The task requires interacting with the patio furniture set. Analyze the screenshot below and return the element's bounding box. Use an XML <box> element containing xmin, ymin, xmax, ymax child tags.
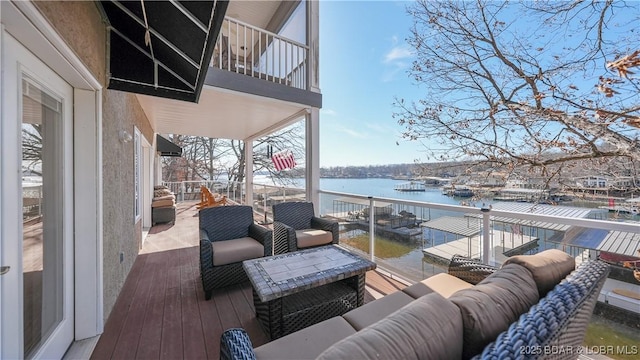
<box><xmin>199</xmin><ymin>201</ymin><xmax>610</xmax><ymax>359</ymax></box>
<box><xmin>199</xmin><ymin>201</ymin><xmax>364</xmax><ymax>333</ymax></box>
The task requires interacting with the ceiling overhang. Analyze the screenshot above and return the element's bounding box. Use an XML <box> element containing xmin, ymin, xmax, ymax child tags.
<box><xmin>99</xmin><ymin>0</ymin><xmax>229</xmax><ymax>103</ymax></box>
<box><xmin>137</xmin><ymin>85</ymin><xmax>308</xmax><ymax>141</ymax></box>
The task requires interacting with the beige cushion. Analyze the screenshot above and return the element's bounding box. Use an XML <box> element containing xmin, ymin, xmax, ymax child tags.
<box><xmin>211</xmin><ymin>237</ymin><xmax>264</xmax><ymax>266</ymax></box>
<box><xmin>342</xmin><ymin>291</ymin><xmax>415</xmax><ymax>330</ymax></box>
<box><xmin>503</xmin><ymin>249</ymin><xmax>575</xmax><ymax>296</ymax></box>
<box><xmin>317</xmin><ymin>293</ymin><xmax>464</xmax><ymax>360</ymax></box>
<box><xmin>295</xmin><ymin>229</ymin><xmax>332</xmax><ymax>249</ymax></box>
<box><xmin>254</xmin><ymin>316</ymin><xmax>356</xmax><ymax>360</ymax></box>
<box><xmin>154</xmin><ymin>189</ymin><xmax>173</xmax><ymax>198</ymax></box>
<box><xmin>403</xmin><ymin>272</ymin><xmax>474</xmax><ymax>299</ymax></box>
<box><xmin>151</xmin><ymin>198</ymin><xmax>175</xmax><ymax>208</ymax></box>
<box><xmin>449</xmin><ymin>264</ymin><xmax>539</xmax><ymax>360</ymax></box>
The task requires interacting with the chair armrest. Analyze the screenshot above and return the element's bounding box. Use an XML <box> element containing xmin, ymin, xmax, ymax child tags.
<box><xmin>311</xmin><ymin>216</ymin><xmax>339</xmax><ymax>244</ymax></box>
<box><xmin>200</xmin><ymin>238</ymin><xmax>214</xmax><ymax>272</ymax></box>
<box><xmin>448</xmin><ymin>254</ymin><xmax>498</xmax><ymax>285</ymax></box>
<box><xmin>273</xmin><ymin>221</ymin><xmax>297</xmax><ymax>254</ymax></box>
<box><xmin>220</xmin><ymin>328</ymin><xmax>256</xmax><ymax>360</ymax></box>
<box><xmin>249</xmin><ymin>223</ymin><xmax>273</xmax><ymax>256</ymax></box>
<box><xmin>200</xmin><ymin>229</ymin><xmax>210</xmax><ymax>242</ymax></box>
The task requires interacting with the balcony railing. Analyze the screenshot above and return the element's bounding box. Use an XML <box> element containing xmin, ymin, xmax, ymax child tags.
<box><xmin>164</xmin><ymin>180</ymin><xmax>640</xmax><ymax>294</ymax></box>
<box><xmin>211</xmin><ymin>17</ymin><xmax>309</xmax><ymax>90</ymax></box>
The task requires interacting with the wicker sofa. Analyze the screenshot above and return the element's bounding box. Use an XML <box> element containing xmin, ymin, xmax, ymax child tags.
<box><xmin>221</xmin><ymin>249</ymin><xmax>610</xmax><ymax>360</ymax></box>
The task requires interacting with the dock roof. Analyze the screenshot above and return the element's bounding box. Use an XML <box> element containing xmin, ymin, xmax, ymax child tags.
<box><xmin>467</xmin><ymin>202</ymin><xmax>595</xmax><ymax>231</ymax></box>
<box><xmin>597</xmin><ymin>227</ymin><xmax>640</xmax><ymax>257</ymax></box>
<box><xmin>420</xmin><ymin>216</ymin><xmax>481</xmax><ymax>237</ymax></box>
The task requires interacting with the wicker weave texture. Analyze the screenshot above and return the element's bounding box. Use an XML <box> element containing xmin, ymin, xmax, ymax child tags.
<box><xmin>199</xmin><ymin>205</ymin><xmax>272</xmax><ymax>300</ymax></box>
<box><xmin>476</xmin><ymin>260</ymin><xmax>610</xmax><ymax>360</ymax></box>
<box><xmin>220</xmin><ymin>328</ymin><xmax>256</xmax><ymax>360</ymax></box>
<box><xmin>272</xmin><ymin>201</ymin><xmax>339</xmax><ymax>253</ymax></box>
<box><xmin>448</xmin><ymin>254</ymin><xmax>499</xmax><ymax>285</ymax></box>
<box><xmin>254</xmin><ymin>280</ymin><xmax>358</xmax><ymax>340</ymax></box>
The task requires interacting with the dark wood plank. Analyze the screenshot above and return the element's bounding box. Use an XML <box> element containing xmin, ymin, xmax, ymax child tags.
<box><xmin>213</xmin><ymin>289</ymin><xmax>243</xmax><ymax>331</ymax></box>
<box><xmin>160</xmin><ymin>252</ymin><xmax>184</xmax><ymax>360</ymax></box>
<box><xmin>135</xmin><ymin>250</ymin><xmax>171</xmax><ymax>359</ymax></box>
<box><xmin>111</xmin><ymin>254</ymin><xmax>158</xmax><ymax>359</ymax></box>
<box><xmin>229</xmin><ymin>284</ymin><xmax>269</xmax><ymax>347</ymax></box>
<box><xmin>90</xmin><ymin>254</ymin><xmax>149</xmax><ymax>360</ymax></box>
<box><xmin>181</xmin><ymin>250</ymin><xmax>208</xmax><ymax>359</ymax></box>
<box><xmin>198</xmin><ymin>286</ymin><xmax>224</xmax><ymax>358</ymax></box>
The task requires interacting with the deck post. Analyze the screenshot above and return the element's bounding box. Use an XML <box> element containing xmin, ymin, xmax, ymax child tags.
<box><xmin>481</xmin><ymin>207</ymin><xmax>491</xmax><ymax>264</ymax></box>
<box><xmin>369</xmin><ymin>197</ymin><xmax>375</xmax><ymax>262</ymax></box>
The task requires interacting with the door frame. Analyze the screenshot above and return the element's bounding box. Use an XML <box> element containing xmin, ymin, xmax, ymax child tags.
<box><xmin>5</xmin><ymin>33</ymin><xmax>75</xmax><ymax>359</ymax></box>
<box><xmin>1</xmin><ymin>1</ymin><xmax>104</xmax><ymax>357</ymax></box>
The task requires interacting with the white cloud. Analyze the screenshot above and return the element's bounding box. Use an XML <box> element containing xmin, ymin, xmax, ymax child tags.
<box><xmin>383</xmin><ymin>46</ymin><xmax>413</xmax><ymax>64</ymax></box>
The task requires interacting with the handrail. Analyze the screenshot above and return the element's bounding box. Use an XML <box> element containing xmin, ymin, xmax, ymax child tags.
<box><xmin>211</xmin><ymin>16</ymin><xmax>309</xmax><ymax>90</ymax></box>
<box><xmin>319</xmin><ymin>189</ymin><xmax>640</xmax><ymax>233</ymax></box>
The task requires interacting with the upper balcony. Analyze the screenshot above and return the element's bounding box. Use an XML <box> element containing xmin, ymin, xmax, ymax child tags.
<box><xmin>211</xmin><ymin>16</ymin><xmax>309</xmax><ymax>91</ymax></box>
<box><xmin>136</xmin><ymin>1</ymin><xmax>321</xmax><ymax>142</ymax></box>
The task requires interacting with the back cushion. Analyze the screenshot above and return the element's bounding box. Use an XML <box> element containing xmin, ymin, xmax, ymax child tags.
<box><xmin>317</xmin><ymin>293</ymin><xmax>463</xmax><ymax>360</ymax></box>
<box><xmin>449</xmin><ymin>264</ymin><xmax>539</xmax><ymax>360</ymax></box>
<box><xmin>503</xmin><ymin>249</ymin><xmax>575</xmax><ymax>296</ymax></box>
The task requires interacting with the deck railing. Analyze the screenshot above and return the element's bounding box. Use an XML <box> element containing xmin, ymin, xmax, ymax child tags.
<box><xmin>161</xmin><ymin>180</ymin><xmax>639</xmax><ymax>291</ymax></box>
<box><xmin>317</xmin><ymin>189</ymin><xmax>639</xmax><ymax>284</ymax></box>
<box><xmin>211</xmin><ymin>16</ymin><xmax>309</xmax><ymax>90</ymax></box>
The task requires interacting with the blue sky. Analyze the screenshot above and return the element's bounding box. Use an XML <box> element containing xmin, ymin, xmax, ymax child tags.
<box><xmin>318</xmin><ymin>1</ymin><xmax>423</xmax><ymax>167</ymax></box>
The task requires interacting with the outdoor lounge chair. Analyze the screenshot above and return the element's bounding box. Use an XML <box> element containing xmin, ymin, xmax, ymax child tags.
<box><xmin>272</xmin><ymin>201</ymin><xmax>339</xmax><ymax>254</ymax></box>
<box><xmin>199</xmin><ymin>205</ymin><xmax>272</xmax><ymax>300</ymax></box>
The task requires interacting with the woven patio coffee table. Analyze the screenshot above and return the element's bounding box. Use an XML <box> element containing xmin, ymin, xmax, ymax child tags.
<box><xmin>243</xmin><ymin>244</ymin><xmax>376</xmax><ymax>340</ymax></box>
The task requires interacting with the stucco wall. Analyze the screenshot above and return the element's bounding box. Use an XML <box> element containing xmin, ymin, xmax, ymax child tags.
<box><xmin>34</xmin><ymin>1</ymin><xmax>154</xmax><ymax>321</ymax></box>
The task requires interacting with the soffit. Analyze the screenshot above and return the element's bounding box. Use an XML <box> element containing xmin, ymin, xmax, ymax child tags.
<box><xmin>137</xmin><ymin>85</ymin><xmax>306</xmax><ymax>140</ymax></box>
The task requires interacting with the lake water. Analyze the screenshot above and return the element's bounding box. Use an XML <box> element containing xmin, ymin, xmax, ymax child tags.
<box><xmin>259</xmin><ymin>177</ymin><xmax>635</xmax><ymax>282</ymax></box>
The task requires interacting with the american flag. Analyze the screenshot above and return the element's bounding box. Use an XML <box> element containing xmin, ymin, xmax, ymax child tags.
<box><xmin>271</xmin><ymin>149</ymin><xmax>296</xmax><ymax>171</ymax></box>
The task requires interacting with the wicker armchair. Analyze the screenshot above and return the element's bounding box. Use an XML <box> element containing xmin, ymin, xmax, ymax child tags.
<box><xmin>272</xmin><ymin>201</ymin><xmax>339</xmax><ymax>255</ymax></box>
<box><xmin>199</xmin><ymin>205</ymin><xmax>272</xmax><ymax>300</ymax></box>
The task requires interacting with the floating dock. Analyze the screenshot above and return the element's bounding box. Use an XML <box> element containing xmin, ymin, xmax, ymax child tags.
<box><xmin>394</xmin><ymin>181</ymin><xmax>426</xmax><ymax>192</ymax></box>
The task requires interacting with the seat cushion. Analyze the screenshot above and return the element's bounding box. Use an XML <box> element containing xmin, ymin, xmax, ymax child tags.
<box><xmin>317</xmin><ymin>293</ymin><xmax>464</xmax><ymax>360</ymax></box>
<box><xmin>295</xmin><ymin>229</ymin><xmax>333</xmax><ymax>249</ymax></box>
<box><xmin>151</xmin><ymin>198</ymin><xmax>175</xmax><ymax>208</ymax></box>
<box><xmin>503</xmin><ymin>249</ymin><xmax>575</xmax><ymax>296</ymax></box>
<box><xmin>211</xmin><ymin>237</ymin><xmax>264</xmax><ymax>266</ymax></box>
<box><xmin>402</xmin><ymin>272</ymin><xmax>474</xmax><ymax>299</ymax></box>
<box><xmin>254</xmin><ymin>316</ymin><xmax>357</xmax><ymax>360</ymax></box>
<box><xmin>449</xmin><ymin>264</ymin><xmax>539</xmax><ymax>360</ymax></box>
<box><xmin>342</xmin><ymin>291</ymin><xmax>415</xmax><ymax>330</ymax></box>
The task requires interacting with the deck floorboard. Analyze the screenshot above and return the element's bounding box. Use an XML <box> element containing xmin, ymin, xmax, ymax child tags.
<box><xmin>90</xmin><ymin>201</ymin><xmax>407</xmax><ymax>360</ymax></box>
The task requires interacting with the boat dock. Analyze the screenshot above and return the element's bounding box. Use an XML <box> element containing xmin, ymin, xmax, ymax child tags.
<box><xmin>394</xmin><ymin>181</ymin><xmax>426</xmax><ymax>192</ymax></box>
<box><xmin>420</xmin><ymin>216</ymin><xmax>538</xmax><ymax>266</ymax></box>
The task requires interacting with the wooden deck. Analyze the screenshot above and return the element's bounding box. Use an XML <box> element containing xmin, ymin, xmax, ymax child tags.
<box><xmin>90</xmin><ymin>201</ymin><xmax>407</xmax><ymax>360</ymax></box>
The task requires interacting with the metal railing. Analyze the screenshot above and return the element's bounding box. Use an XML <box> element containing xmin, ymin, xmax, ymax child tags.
<box><xmin>161</xmin><ymin>180</ymin><xmax>639</xmax><ymax>285</ymax></box>
<box><xmin>211</xmin><ymin>16</ymin><xmax>309</xmax><ymax>90</ymax></box>
<box><xmin>162</xmin><ymin>180</ymin><xmax>245</xmax><ymax>204</ymax></box>
<box><xmin>317</xmin><ymin>189</ymin><xmax>640</xmax><ymax>283</ymax></box>
<box><xmin>251</xmin><ymin>183</ymin><xmax>307</xmax><ymax>224</ymax></box>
